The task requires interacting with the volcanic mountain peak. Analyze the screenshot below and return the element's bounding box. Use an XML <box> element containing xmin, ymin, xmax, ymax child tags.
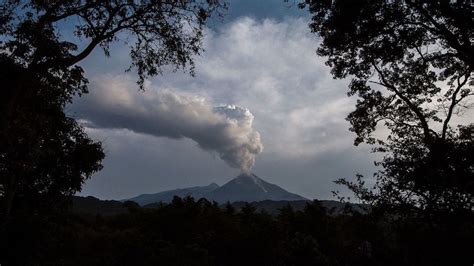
<box><xmin>208</xmin><ymin>182</ymin><xmax>219</xmax><ymax>189</ymax></box>
<box><xmin>126</xmin><ymin>173</ymin><xmax>307</xmax><ymax>205</ymax></box>
<box><xmin>204</xmin><ymin>173</ymin><xmax>307</xmax><ymax>203</ymax></box>
<box><xmin>231</xmin><ymin>173</ymin><xmax>268</xmax><ymax>192</ymax></box>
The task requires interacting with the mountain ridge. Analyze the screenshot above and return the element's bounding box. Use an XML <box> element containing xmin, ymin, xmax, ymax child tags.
<box><xmin>125</xmin><ymin>173</ymin><xmax>307</xmax><ymax>205</ymax></box>
<box><xmin>125</xmin><ymin>183</ymin><xmax>220</xmax><ymax>206</ymax></box>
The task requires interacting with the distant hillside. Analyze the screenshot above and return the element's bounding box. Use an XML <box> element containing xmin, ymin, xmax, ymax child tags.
<box><xmin>124</xmin><ymin>183</ymin><xmax>219</xmax><ymax>206</ymax></box>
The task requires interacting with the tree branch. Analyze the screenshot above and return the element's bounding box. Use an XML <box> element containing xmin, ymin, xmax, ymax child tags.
<box><xmin>371</xmin><ymin>62</ymin><xmax>435</xmax><ymax>143</ymax></box>
<box><xmin>442</xmin><ymin>73</ymin><xmax>470</xmax><ymax>139</ymax></box>
<box><xmin>405</xmin><ymin>0</ymin><xmax>473</xmax><ymax>69</ymax></box>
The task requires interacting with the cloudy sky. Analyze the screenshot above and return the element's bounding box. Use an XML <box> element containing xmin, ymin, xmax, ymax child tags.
<box><xmin>70</xmin><ymin>0</ymin><xmax>379</xmax><ymax>200</ymax></box>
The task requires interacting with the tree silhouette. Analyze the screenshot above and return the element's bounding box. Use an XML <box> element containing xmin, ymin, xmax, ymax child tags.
<box><xmin>300</xmin><ymin>0</ymin><xmax>473</xmax><ymax>215</ymax></box>
<box><xmin>0</xmin><ymin>52</ymin><xmax>105</xmax><ymax>217</ymax></box>
<box><xmin>0</xmin><ymin>0</ymin><xmax>225</xmax><ymax>218</ymax></box>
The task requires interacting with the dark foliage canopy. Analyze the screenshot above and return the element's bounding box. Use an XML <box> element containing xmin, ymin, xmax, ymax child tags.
<box><xmin>3</xmin><ymin>197</ymin><xmax>473</xmax><ymax>265</ymax></box>
<box><xmin>300</xmin><ymin>0</ymin><xmax>473</xmax><ymax>215</ymax></box>
<box><xmin>1</xmin><ymin>0</ymin><xmax>225</xmax><ymax>86</ymax></box>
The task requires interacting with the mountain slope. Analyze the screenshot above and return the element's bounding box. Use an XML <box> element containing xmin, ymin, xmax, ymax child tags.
<box><xmin>125</xmin><ymin>183</ymin><xmax>219</xmax><ymax>206</ymax></box>
<box><xmin>205</xmin><ymin>173</ymin><xmax>307</xmax><ymax>203</ymax></box>
<box><xmin>125</xmin><ymin>173</ymin><xmax>307</xmax><ymax>205</ymax></box>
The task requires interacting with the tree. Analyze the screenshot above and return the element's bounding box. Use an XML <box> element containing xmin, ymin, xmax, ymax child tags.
<box><xmin>0</xmin><ymin>0</ymin><xmax>225</xmax><ymax>217</ymax></box>
<box><xmin>300</xmin><ymin>0</ymin><xmax>473</xmax><ymax>215</ymax></box>
<box><xmin>0</xmin><ymin>51</ymin><xmax>104</xmax><ymax>217</ymax></box>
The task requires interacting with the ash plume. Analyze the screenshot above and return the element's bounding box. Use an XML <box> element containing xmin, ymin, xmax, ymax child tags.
<box><xmin>72</xmin><ymin>75</ymin><xmax>263</xmax><ymax>172</ymax></box>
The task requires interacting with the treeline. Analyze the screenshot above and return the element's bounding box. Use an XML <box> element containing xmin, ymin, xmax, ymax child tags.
<box><xmin>3</xmin><ymin>196</ymin><xmax>472</xmax><ymax>266</ymax></box>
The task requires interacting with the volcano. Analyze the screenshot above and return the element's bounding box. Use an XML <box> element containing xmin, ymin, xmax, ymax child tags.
<box><xmin>125</xmin><ymin>173</ymin><xmax>307</xmax><ymax>205</ymax></box>
<box><xmin>205</xmin><ymin>173</ymin><xmax>307</xmax><ymax>203</ymax></box>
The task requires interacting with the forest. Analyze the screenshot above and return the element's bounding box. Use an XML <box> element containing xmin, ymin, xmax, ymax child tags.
<box><xmin>3</xmin><ymin>196</ymin><xmax>472</xmax><ymax>265</ymax></box>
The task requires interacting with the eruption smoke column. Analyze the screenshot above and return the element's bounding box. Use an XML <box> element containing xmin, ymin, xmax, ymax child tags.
<box><xmin>72</xmin><ymin>75</ymin><xmax>263</xmax><ymax>172</ymax></box>
<box><xmin>213</xmin><ymin>105</ymin><xmax>263</xmax><ymax>172</ymax></box>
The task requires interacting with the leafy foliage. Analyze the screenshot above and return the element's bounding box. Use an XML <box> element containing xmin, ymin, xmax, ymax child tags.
<box><xmin>0</xmin><ymin>51</ymin><xmax>104</xmax><ymax>216</ymax></box>
<box><xmin>1</xmin><ymin>0</ymin><xmax>225</xmax><ymax>87</ymax></box>
<box><xmin>301</xmin><ymin>0</ymin><xmax>473</xmax><ymax>215</ymax></box>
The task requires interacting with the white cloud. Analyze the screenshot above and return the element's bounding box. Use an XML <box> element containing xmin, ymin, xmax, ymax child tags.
<box><xmin>191</xmin><ymin>17</ymin><xmax>354</xmax><ymax>159</ymax></box>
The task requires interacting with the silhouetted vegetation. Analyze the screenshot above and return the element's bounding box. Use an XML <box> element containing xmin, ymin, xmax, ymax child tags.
<box><xmin>3</xmin><ymin>196</ymin><xmax>473</xmax><ymax>265</ymax></box>
<box><xmin>300</xmin><ymin>0</ymin><xmax>473</xmax><ymax>216</ymax></box>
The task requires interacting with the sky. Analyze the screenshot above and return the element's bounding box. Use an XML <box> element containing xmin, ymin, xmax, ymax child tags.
<box><xmin>70</xmin><ymin>0</ymin><xmax>379</xmax><ymax>200</ymax></box>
